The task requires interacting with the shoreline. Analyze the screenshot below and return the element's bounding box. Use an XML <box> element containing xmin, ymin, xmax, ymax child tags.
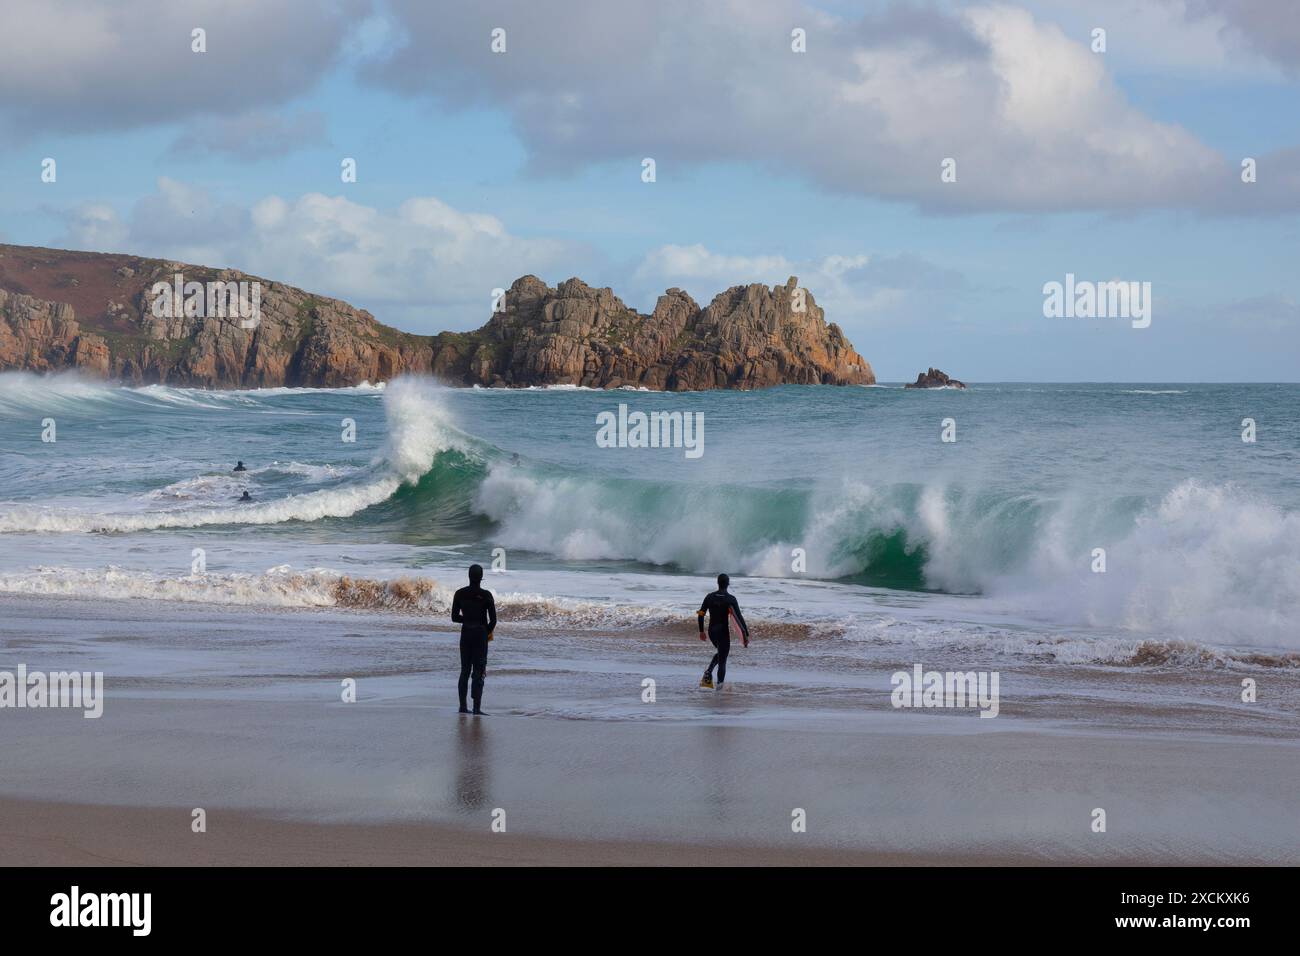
<box><xmin>0</xmin><ymin>797</ymin><xmax>1201</xmax><ymax>867</ymax></box>
<box><xmin>2</xmin><ymin>594</ymin><xmax>1298</xmax><ymax>867</ymax></box>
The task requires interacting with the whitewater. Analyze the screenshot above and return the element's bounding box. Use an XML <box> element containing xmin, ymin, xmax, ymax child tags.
<box><xmin>0</xmin><ymin>372</ymin><xmax>1297</xmax><ymax>672</ymax></box>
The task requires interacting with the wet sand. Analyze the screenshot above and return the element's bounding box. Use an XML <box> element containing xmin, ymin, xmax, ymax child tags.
<box><xmin>1</xmin><ymin>594</ymin><xmax>1298</xmax><ymax>866</ymax></box>
<box><xmin>0</xmin><ymin>797</ymin><xmax>1056</xmax><ymax>867</ymax></box>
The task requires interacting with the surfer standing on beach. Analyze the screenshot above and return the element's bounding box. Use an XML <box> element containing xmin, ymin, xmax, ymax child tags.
<box><xmin>451</xmin><ymin>563</ymin><xmax>497</xmax><ymax>715</ymax></box>
<box><xmin>697</xmin><ymin>573</ymin><xmax>749</xmax><ymax>689</ymax></box>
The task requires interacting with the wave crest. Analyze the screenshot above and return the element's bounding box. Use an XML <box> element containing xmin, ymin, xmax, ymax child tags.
<box><xmin>0</xmin><ymin>378</ymin><xmax>458</xmax><ymax>533</ymax></box>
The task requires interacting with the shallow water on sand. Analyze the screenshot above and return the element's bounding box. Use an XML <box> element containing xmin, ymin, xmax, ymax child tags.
<box><xmin>2</xmin><ymin>595</ymin><xmax>1297</xmax><ymax>862</ymax></box>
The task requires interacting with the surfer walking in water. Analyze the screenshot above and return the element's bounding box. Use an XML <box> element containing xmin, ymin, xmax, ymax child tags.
<box><xmin>697</xmin><ymin>573</ymin><xmax>749</xmax><ymax>689</ymax></box>
<box><xmin>451</xmin><ymin>563</ymin><xmax>497</xmax><ymax>715</ymax></box>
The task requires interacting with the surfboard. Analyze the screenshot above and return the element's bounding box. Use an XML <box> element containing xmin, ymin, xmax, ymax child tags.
<box><xmin>728</xmin><ymin>607</ymin><xmax>748</xmax><ymax>647</ymax></box>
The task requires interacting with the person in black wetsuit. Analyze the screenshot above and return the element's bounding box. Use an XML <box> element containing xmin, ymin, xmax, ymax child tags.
<box><xmin>233</xmin><ymin>461</ymin><xmax>247</xmax><ymax>472</ymax></box>
<box><xmin>451</xmin><ymin>563</ymin><xmax>497</xmax><ymax>715</ymax></box>
<box><xmin>697</xmin><ymin>573</ymin><xmax>748</xmax><ymax>689</ymax></box>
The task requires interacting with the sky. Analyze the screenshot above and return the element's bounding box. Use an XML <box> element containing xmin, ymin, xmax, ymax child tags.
<box><xmin>1</xmin><ymin>0</ymin><xmax>1298</xmax><ymax>381</ymax></box>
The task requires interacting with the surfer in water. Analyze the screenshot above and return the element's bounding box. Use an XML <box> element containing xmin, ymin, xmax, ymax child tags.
<box><xmin>238</xmin><ymin>491</ymin><xmax>253</xmax><ymax>502</ymax></box>
<box><xmin>697</xmin><ymin>573</ymin><xmax>749</xmax><ymax>689</ymax></box>
<box><xmin>233</xmin><ymin>461</ymin><xmax>247</xmax><ymax>472</ymax></box>
<box><xmin>451</xmin><ymin>563</ymin><xmax>497</xmax><ymax>715</ymax></box>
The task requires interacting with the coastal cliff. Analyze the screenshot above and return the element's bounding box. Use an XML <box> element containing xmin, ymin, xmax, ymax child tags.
<box><xmin>0</xmin><ymin>244</ymin><xmax>874</xmax><ymax>390</ymax></box>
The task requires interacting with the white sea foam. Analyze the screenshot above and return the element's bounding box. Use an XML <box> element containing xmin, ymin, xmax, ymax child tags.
<box><xmin>253</xmin><ymin>461</ymin><xmax>359</xmax><ymax>481</ymax></box>
<box><xmin>990</xmin><ymin>479</ymin><xmax>1300</xmax><ymax>646</ymax></box>
<box><xmin>0</xmin><ymin>378</ymin><xmax>457</xmax><ymax>533</ymax></box>
<box><xmin>3</xmin><ymin>372</ymin><xmax>1296</xmax><ymax>655</ymax></box>
<box><xmin>474</xmin><ymin>464</ymin><xmax>1300</xmax><ymax>649</ymax></box>
<box><xmin>0</xmin><ymin>564</ymin><xmax>691</xmax><ymax>631</ymax></box>
<box><xmin>0</xmin><ymin>370</ymin><xmax>121</xmax><ymax>412</ymax></box>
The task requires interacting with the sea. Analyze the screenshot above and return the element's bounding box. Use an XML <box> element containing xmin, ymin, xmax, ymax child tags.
<box><xmin>1</xmin><ymin>372</ymin><xmax>1297</xmax><ymax>665</ymax></box>
<box><xmin>2</xmin><ymin>372</ymin><xmax>1298</xmax><ymax>855</ymax></box>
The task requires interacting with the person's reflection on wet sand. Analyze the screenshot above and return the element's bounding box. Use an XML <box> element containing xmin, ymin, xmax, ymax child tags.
<box><xmin>453</xmin><ymin>715</ymin><xmax>490</xmax><ymax>811</ymax></box>
<box><xmin>701</xmin><ymin>723</ymin><xmax>736</xmax><ymax>821</ymax></box>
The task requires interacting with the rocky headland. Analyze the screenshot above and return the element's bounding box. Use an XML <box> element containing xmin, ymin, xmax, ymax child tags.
<box><xmin>0</xmin><ymin>244</ymin><xmax>874</xmax><ymax>391</ymax></box>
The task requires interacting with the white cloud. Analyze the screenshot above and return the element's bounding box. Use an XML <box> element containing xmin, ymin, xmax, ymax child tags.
<box><xmin>9</xmin><ymin>0</ymin><xmax>1296</xmax><ymax>213</ymax></box>
<box><xmin>56</xmin><ymin>180</ymin><xmax>583</xmax><ymax>332</ymax></box>
<box><xmin>61</xmin><ymin>202</ymin><xmax>129</xmax><ymax>252</ymax></box>
<box><xmin>364</xmin><ymin>0</ymin><xmax>1257</xmax><ymax>212</ymax></box>
<box><xmin>0</xmin><ymin>0</ymin><xmax>365</xmax><ymax>134</ymax></box>
<box><xmin>632</xmin><ymin>243</ymin><xmax>975</xmax><ymax>331</ymax></box>
<box><xmin>1188</xmin><ymin>0</ymin><xmax>1300</xmax><ymax>74</ymax></box>
<box><xmin>1025</xmin><ymin>0</ymin><xmax>1276</xmax><ymax>77</ymax></box>
<box><xmin>634</xmin><ymin>244</ymin><xmax>793</xmax><ymax>286</ymax></box>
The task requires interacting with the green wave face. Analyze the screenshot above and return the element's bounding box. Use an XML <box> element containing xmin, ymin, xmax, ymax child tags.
<box><xmin>357</xmin><ymin>439</ymin><xmax>1079</xmax><ymax>594</ymax></box>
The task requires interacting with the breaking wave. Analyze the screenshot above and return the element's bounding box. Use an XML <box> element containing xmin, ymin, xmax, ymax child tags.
<box><xmin>1</xmin><ymin>373</ymin><xmax>1297</xmax><ymax>649</ymax></box>
<box><xmin>0</xmin><ymin>564</ymin><xmax>1292</xmax><ymax>670</ymax></box>
<box><xmin>0</xmin><ymin>564</ymin><xmax>724</xmax><ymax>633</ymax></box>
<box><xmin>0</xmin><ymin>378</ymin><xmax>461</xmax><ymax>533</ymax></box>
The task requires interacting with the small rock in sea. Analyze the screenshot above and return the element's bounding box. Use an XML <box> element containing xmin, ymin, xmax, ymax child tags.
<box><xmin>904</xmin><ymin>367</ymin><xmax>966</xmax><ymax>389</ymax></box>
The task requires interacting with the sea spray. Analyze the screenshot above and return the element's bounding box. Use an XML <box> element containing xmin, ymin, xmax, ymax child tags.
<box><xmin>0</xmin><ymin>378</ymin><xmax>460</xmax><ymax>533</ymax></box>
<box><xmin>3</xmin><ymin>375</ymin><xmax>1299</xmax><ymax>652</ymax></box>
<box><xmin>379</xmin><ymin>378</ymin><xmax>465</xmax><ymax>483</ymax></box>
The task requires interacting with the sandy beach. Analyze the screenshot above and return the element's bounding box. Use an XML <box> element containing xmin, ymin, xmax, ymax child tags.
<box><xmin>3</xmin><ymin>593</ymin><xmax>1297</xmax><ymax>867</ymax></box>
<box><xmin>0</xmin><ymin>797</ymin><xmax>1047</xmax><ymax>867</ymax></box>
